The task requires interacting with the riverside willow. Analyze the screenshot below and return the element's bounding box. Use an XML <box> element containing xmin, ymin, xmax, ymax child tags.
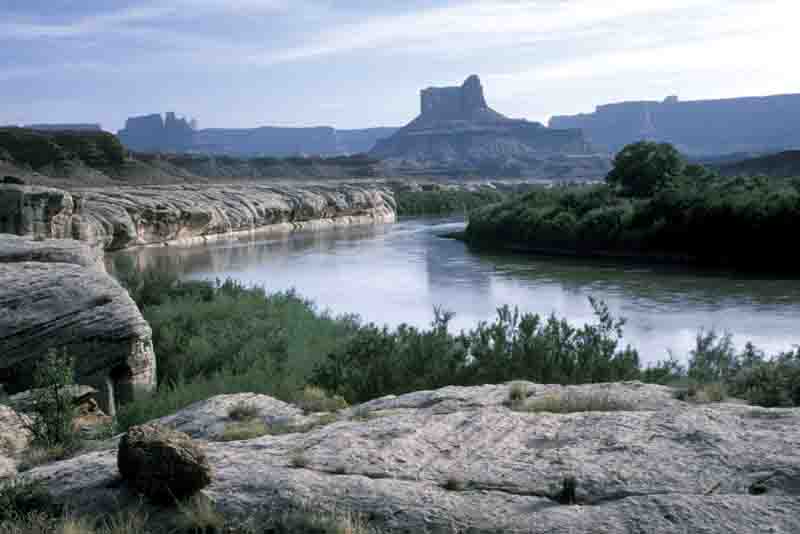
<box><xmin>110</xmin><ymin>261</ymin><xmax>800</xmax><ymax>430</ymax></box>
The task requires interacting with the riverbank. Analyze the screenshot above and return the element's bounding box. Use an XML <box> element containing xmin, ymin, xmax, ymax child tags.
<box><xmin>462</xmin><ymin>175</ymin><xmax>800</xmax><ymax>273</ymax></box>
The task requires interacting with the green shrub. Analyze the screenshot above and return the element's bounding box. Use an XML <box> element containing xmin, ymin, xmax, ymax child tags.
<box><xmin>292</xmin><ymin>386</ymin><xmax>348</xmax><ymax>414</ymax></box>
<box><xmin>227</xmin><ymin>402</ymin><xmax>260</xmax><ymax>422</ymax></box>
<box><xmin>24</xmin><ymin>349</ymin><xmax>80</xmax><ymax>449</ymax></box>
<box><xmin>0</xmin><ymin>480</ymin><xmax>59</xmax><ymax>522</ymax></box>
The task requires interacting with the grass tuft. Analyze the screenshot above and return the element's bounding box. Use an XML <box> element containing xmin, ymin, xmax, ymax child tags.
<box><xmin>518</xmin><ymin>391</ymin><xmax>638</xmax><ymax>414</ymax></box>
<box><xmin>174</xmin><ymin>496</ymin><xmax>224</xmax><ymax>534</ymax></box>
<box><xmin>219</xmin><ymin>421</ymin><xmax>269</xmax><ymax>442</ymax></box>
<box><xmin>227</xmin><ymin>403</ymin><xmax>260</xmax><ymax>422</ymax></box>
<box><xmin>293</xmin><ymin>386</ymin><xmax>349</xmax><ymax>414</ymax></box>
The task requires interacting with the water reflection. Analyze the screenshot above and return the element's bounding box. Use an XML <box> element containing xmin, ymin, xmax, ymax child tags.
<box><xmin>110</xmin><ymin>216</ymin><xmax>800</xmax><ymax>364</ymax></box>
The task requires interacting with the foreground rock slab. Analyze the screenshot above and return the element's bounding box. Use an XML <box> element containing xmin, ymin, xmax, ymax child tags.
<box><xmin>25</xmin><ymin>382</ymin><xmax>800</xmax><ymax>533</ymax></box>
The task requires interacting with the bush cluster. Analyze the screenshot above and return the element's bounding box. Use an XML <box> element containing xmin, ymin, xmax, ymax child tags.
<box><xmin>465</xmin><ymin>142</ymin><xmax>800</xmax><ymax>271</ymax></box>
<box><xmin>394</xmin><ymin>188</ymin><xmax>506</xmax><ymax>216</ymax></box>
<box><xmin>0</xmin><ymin>127</ymin><xmax>125</xmax><ymax>170</ymax></box>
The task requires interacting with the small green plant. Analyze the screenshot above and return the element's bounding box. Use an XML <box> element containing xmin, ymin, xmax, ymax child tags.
<box><xmin>294</xmin><ymin>386</ymin><xmax>349</xmax><ymax>414</ymax></box>
<box><xmin>219</xmin><ymin>420</ymin><xmax>269</xmax><ymax>442</ymax></box>
<box><xmin>519</xmin><ymin>391</ymin><xmax>637</xmax><ymax>414</ymax></box>
<box><xmin>260</xmin><ymin>510</ymin><xmax>368</xmax><ymax>534</ymax></box>
<box><xmin>289</xmin><ymin>453</ymin><xmax>310</xmax><ymax>469</ymax></box>
<box><xmin>23</xmin><ymin>348</ymin><xmax>81</xmax><ymax>450</ymax></box>
<box><xmin>227</xmin><ymin>402</ymin><xmax>260</xmax><ymax>422</ymax></box>
<box><xmin>174</xmin><ymin>495</ymin><xmax>224</xmax><ymax>534</ymax></box>
<box><xmin>507</xmin><ymin>382</ymin><xmax>529</xmax><ymax>409</ymax></box>
<box><xmin>556</xmin><ymin>476</ymin><xmax>578</xmax><ymax>505</ymax></box>
<box><xmin>442</xmin><ymin>477</ymin><xmax>466</xmax><ymax>491</ymax></box>
<box><xmin>0</xmin><ymin>480</ymin><xmax>59</xmax><ymax>522</ymax></box>
<box><xmin>675</xmin><ymin>382</ymin><xmax>727</xmax><ymax>404</ymax></box>
<box><xmin>17</xmin><ymin>444</ymin><xmax>72</xmax><ymax>472</ymax></box>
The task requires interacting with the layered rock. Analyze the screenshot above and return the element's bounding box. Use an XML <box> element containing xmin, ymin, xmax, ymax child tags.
<box><xmin>549</xmin><ymin>93</ymin><xmax>800</xmax><ymax>155</ymax></box>
<box><xmin>0</xmin><ymin>235</ymin><xmax>156</xmax><ymax>414</ymax></box>
<box><xmin>0</xmin><ymin>183</ymin><xmax>396</xmax><ymax>251</ymax></box>
<box><xmin>24</xmin><ymin>382</ymin><xmax>800</xmax><ymax>533</ymax></box>
<box><xmin>371</xmin><ymin>75</ymin><xmax>608</xmax><ymax>178</ymax></box>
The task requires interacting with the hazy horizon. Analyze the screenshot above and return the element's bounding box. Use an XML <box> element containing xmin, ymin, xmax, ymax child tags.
<box><xmin>2</xmin><ymin>0</ymin><xmax>798</xmax><ymax>132</ymax></box>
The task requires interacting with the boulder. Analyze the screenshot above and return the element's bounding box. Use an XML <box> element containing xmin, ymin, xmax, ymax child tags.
<box><xmin>23</xmin><ymin>382</ymin><xmax>800</xmax><ymax>532</ymax></box>
<box><xmin>117</xmin><ymin>424</ymin><xmax>213</xmax><ymax>503</ymax></box>
<box><xmin>0</xmin><ymin>237</ymin><xmax>156</xmax><ymax>414</ymax></box>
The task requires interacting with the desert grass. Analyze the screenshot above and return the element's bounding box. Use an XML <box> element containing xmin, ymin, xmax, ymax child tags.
<box><xmin>517</xmin><ymin>391</ymin><xmax>638</xmax><ymax>414</ymax></box>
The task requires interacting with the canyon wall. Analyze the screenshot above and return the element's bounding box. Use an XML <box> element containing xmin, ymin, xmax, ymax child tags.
<box><xmin>118</xmin><ymin>114</ymin><xmax>398</xmax><ymax>157</ymax></box>
<box><xmin>0</xmin><ymin>183</ymin><xmax>396</xmax><ymax>251</ymax></box>
<box><xmin>550</xmin><ymin>93</ymin><xmax>800</xmax><ymax>155</ymax></box>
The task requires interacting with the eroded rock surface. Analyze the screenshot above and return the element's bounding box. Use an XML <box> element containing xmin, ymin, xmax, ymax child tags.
<box><xmin>24</xmin><ymin>382</ymin><xmax>800</xmax><ymax>533</ymax></box>
<box><xmin>0</xmin><ymin>404</ymin><xmax>31</xmax><ymax>479</ymax></box>
<box><xmin>0</xmin><ymin>183</ymin><xmax>396</xmax><ymax>251</ymax></box>
<box><xmin>0</xmin><ymin>236</ymin><xmax>155</xmax><ymax>414</ymax></box>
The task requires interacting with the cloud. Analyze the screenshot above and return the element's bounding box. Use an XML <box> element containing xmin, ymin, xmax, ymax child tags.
<box><xmin>254</xmin><ymin>0</ymin><xmax>722</xmax><ymax>65</ymax></box>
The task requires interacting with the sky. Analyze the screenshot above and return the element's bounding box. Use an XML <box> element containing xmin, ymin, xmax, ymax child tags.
<box><xmin>1</xmin><ymin>0</ymin><xmax>798</xmax><ymax>132</ymax></box>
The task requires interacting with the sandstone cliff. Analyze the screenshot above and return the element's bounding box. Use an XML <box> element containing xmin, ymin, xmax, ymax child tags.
<box><xmin>371</xmin><ymin>75</ymin><xmax>609</xmax><ymax>179</ymax></box>
<box><xmin>0</xmin><ymin>183</ymin><xmax>396</xmax><ymax>251</ymax></box>
<box><xmin>549</xmin><ymin>93</ymin><xmax>800</xmax><ymax>155</ymax></box>
<box><xmin>23</xmin><ymin>382</ymin><xmax>800</xmax><ymax>533</ymax></box>
<box><xmin>0</xmin><ymin>236</ymin><xmax>156</xmax><ymax>414</ymax></box>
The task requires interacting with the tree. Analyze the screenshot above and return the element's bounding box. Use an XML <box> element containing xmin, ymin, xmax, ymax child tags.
<box><xmin>606</xmin><ymin>141</ymin><xmax>686</xmax><ymax>197</ymax></box>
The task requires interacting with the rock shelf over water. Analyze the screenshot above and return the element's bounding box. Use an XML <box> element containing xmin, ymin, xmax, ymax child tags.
<box><xmin>0</xmin><ymin>183</ymin><xmax>396</xmax><ymax>251</ymax></box>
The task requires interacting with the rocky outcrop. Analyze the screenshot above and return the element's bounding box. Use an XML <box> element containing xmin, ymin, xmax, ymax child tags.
<box><xmin>549</xmin><ymin>93</ymin><xmax>800</xmax><ymax>155</ymax></box>
<box><xmin>0</xmin><ymin>183</ymin><xmax>396</xmax><ymax>251</ymax></box>
<box><xmin>24</xmin><ymin>382</ymin><xmax>800</xmax><ymax>533</ymax></box>
<box><xmin>371</xmin><ymin>75</ymin><xmax>608</xmax><ymax>179</ymax></box>
<box><xmin>118</xmin><ymin>113</ymin><xmax>193</xmax><ymax>153</ymax></box>
<box><xmin>118</xmin><ymin>424</ymin><xmax>213</xmax><ymax>503</ymax></box>
<box><xmin>0</xmin><ymin>235</ymin><xmax>156</xmax><ymax>414</ymax></box>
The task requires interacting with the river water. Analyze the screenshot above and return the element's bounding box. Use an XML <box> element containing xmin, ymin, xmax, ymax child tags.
<box><xmin>112</xmin><ymin>216</ymin><xmax>800</xmax><ymax>364</ymax></box>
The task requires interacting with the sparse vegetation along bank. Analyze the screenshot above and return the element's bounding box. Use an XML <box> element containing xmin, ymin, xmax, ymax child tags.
<box><xmin>109</xmin><ymin>262</ymin><xmax>800</xmax><ymax>432</ymax></box>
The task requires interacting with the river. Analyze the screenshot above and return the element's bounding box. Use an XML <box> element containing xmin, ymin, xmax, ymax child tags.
<box><xmin>111</xmin><ymin>216</ymin><xmax>800</xmax><ymax>364</ymax></box>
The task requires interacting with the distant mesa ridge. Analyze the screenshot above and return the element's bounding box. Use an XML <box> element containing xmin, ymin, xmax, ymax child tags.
<box><xmin>549</xmin><ymin>93</ymin><xmax>800</xmax><ymax>155</ymax></box>
<box><xmin>117</xmin><ymin>112</ymin><xmax>398</xmax><ymax>157</ymax></box>
<box><xmin>370</xmin><ymin>75</ymin><xmax>604</xmax><ymax>178</ymax></box>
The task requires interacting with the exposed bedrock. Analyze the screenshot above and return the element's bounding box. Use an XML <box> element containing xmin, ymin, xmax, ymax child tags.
<box><xmin>24</xmin><ymin>382</ymin><xmax>800</xmax><ymax>533</ymax></box>
<box><xmin>0</xmin><ymin>236</ymin><xmax>156</xmax><ymax>414</ymax></box>
<box><xmin>0</xmin><ymin>183</ymin><xmax>396</xmax><ymax>251</ymax></box>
